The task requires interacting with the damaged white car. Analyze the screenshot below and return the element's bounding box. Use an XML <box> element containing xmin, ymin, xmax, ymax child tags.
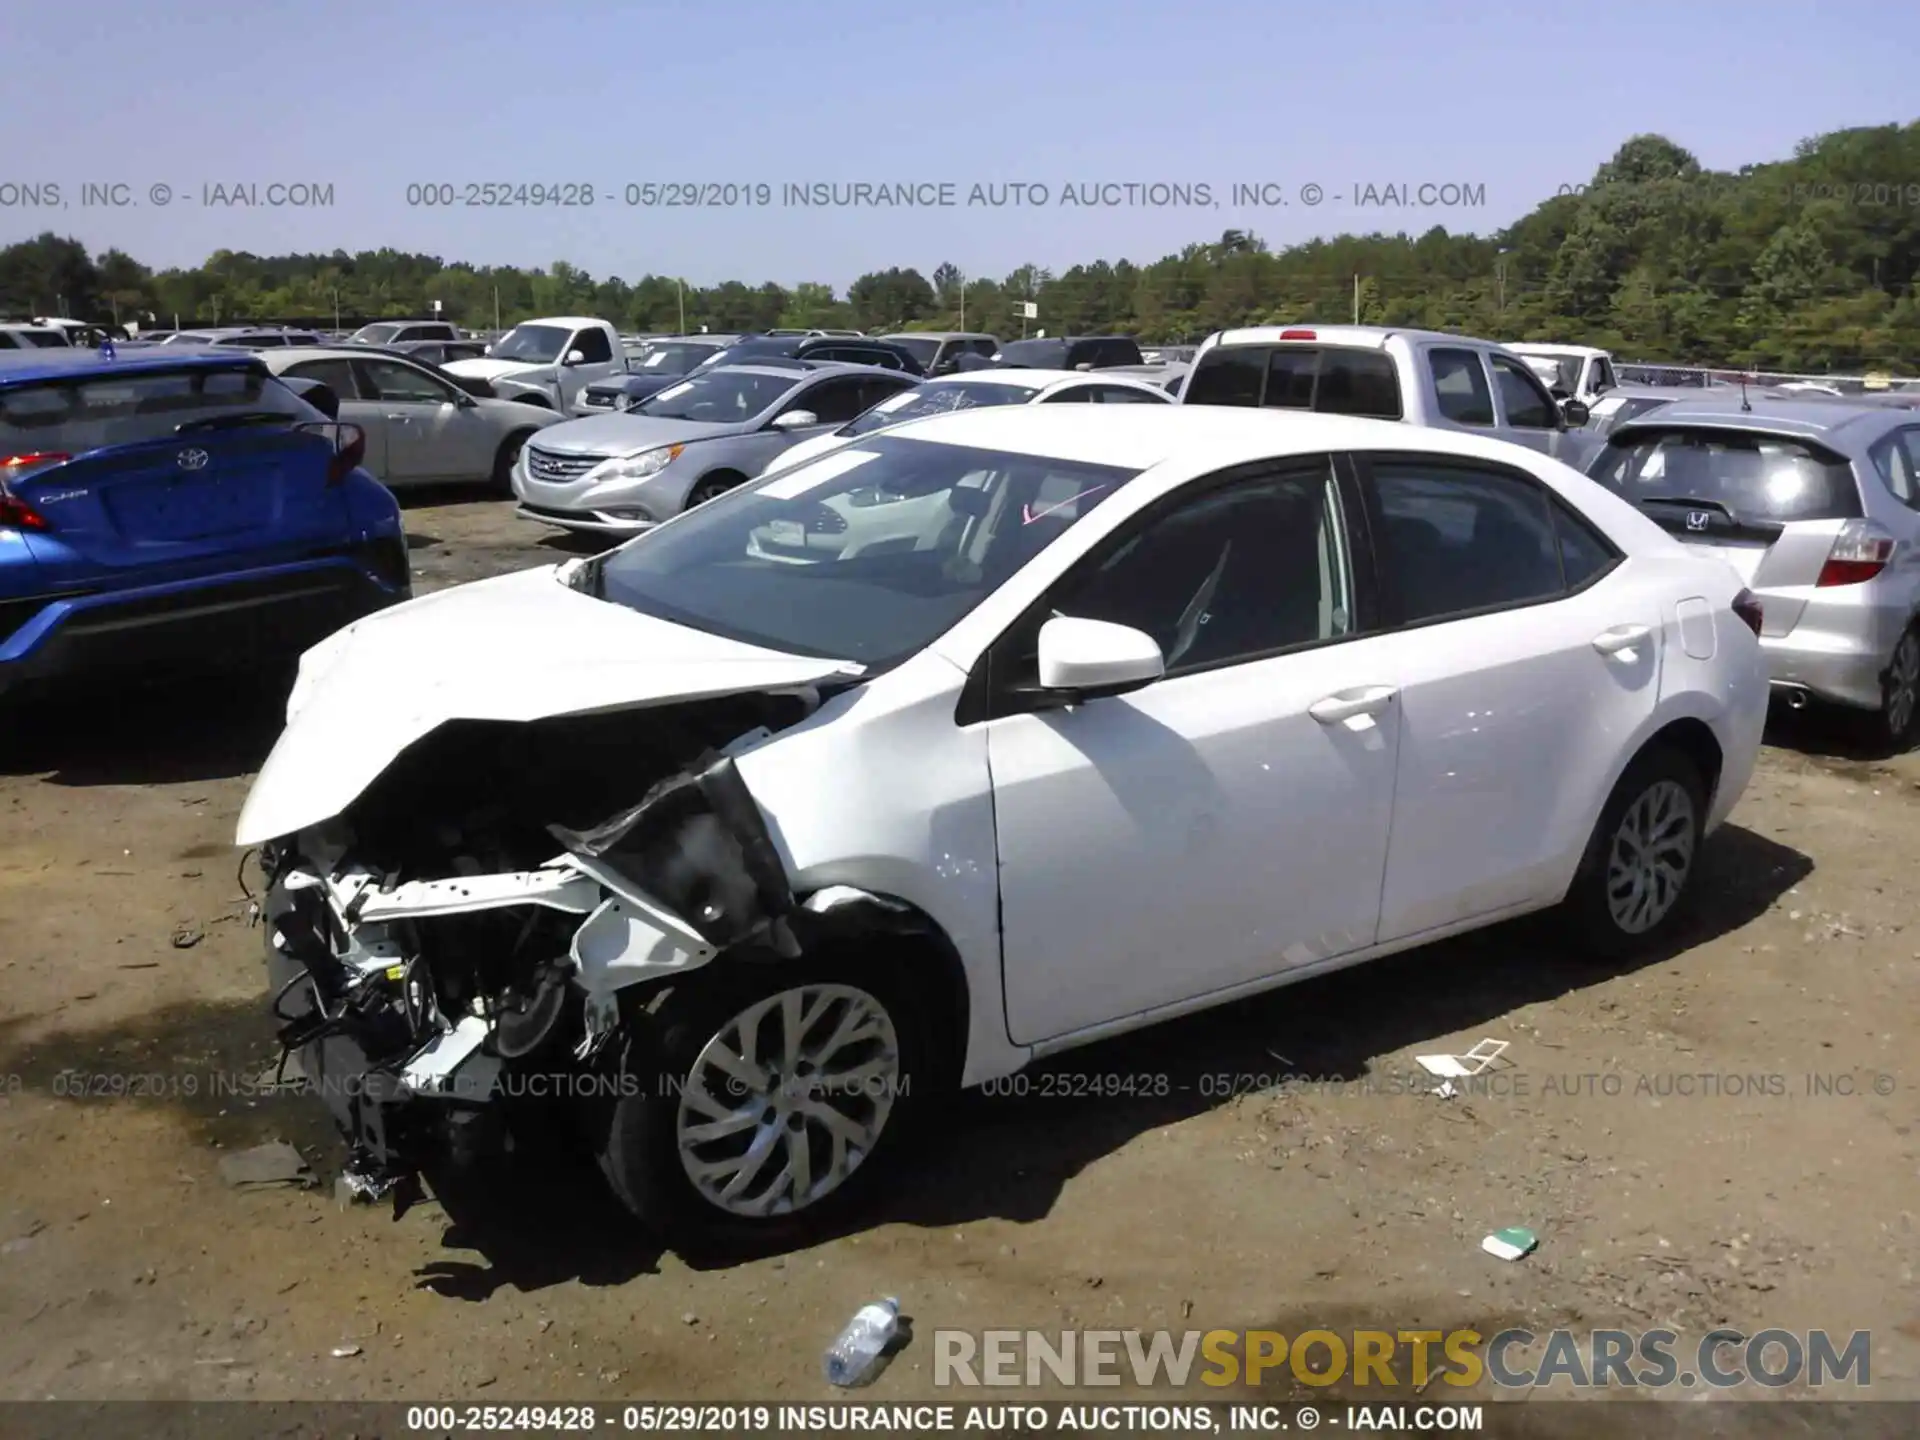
<box><xmin>237</xmin><ymin>404</ymin><xmax>1769</xmax><ymax>1248</ymax></box>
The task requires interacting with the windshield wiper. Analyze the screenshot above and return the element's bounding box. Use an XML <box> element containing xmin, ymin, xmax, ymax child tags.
<box><xmin>174</xmin><ymin>411</ymin><xmax>291</xmax><ymax>434</ymax></box>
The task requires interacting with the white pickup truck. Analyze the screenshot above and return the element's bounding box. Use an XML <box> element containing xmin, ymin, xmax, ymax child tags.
<box><xmin>1180</xmin><ymin>324</ymin><xmax>1603</xmax><ymax>470</ymax></box>
<box><xmin>443</xmin><ymin>315</ymin><xmax>625</xmax><ymax>411</ymax></box>
<box><xmin>1501</xmin><ymin>342</ymin><xmax>1619</xmax><ymax>407</ymax></box>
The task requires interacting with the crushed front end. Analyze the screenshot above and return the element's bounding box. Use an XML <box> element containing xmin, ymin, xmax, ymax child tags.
<box><xmin>252</xmin><ymin>696</ymin><xmax>814</xmax><ymax>1203</ymax></box>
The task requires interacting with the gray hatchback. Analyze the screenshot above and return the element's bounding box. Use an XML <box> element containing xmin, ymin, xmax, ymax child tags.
<box><xmin>512</xmin><ymin>363</ymin><xmax>919</xmax><ymax>534</ymax></box>
<box><xmin>1588</xmin><ymin>396</ymin><xmax>1920</xmax><ymax>747</ymax></box>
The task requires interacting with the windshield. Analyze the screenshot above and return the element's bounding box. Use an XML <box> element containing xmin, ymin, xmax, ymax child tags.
<box><xmin>352</xmin><ymin>323</ymin><xmax>403</xmax><ymax>345</ymax></box>
<box><xmin>841</xmin><ymin>381</ymin><xmax>1035</xmax><ymax>437</ymax></box>
<box><xmin>1590</xmin><ymin>427</ymin><xmax>1863</xmax><ymax>523</ymax></box>
<box><xmin>588</xmin><ymin>436</ymin><xmax>1140</xmax><ymax>667</ymax></box>
<box><xmin>0</xmin><ymin>364</ymin><xmax>318</xmax><ymax>452</ymax></box>
<box><xmin>637</xmin><ymin>369</ymin><xmax>796</xmax><ymax>421</ymax></box>
<box><xmin>882</xmin><ymin>336</ymin><xmax>942</xmax><ymax>366</ymax></box>
<box><xmin>632</xmin><ymin>342</ymin><xmax>718</xmax><ymax>374</ymax></box>
<box><xmin>490</xmin><ymin>324</ymin><xmax>572</xmax><ymax>363</ymax></box>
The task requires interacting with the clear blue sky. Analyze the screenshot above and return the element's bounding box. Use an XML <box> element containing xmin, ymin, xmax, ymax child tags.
<box><xmin>4</xmin><ymin>0</ymin><xmax>1916</xmax><ymax>287</ymax></box>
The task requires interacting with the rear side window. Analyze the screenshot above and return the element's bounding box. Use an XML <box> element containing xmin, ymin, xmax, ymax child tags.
<box><xmin>1869</xmin><ymin>430</ymin><xmax>1920</xmax><ymax>509</ymax></box>
<box><xmin>1428</xmin><ymin>348</ymin><xmax>1495</xmax><ymax>425</ymax></box>
<box><xmin>1184</xmin><ymin>346</ymin><xmax>1401</xmax><ymax>419</ymax></box>
<box><xmin>0</xmin><ymin>365</ymin><xmax>311</xmax><ymax>453</ymax></box>
<box><xmin>285</xmin><ymin>357</ymin><xmax>360</xmax><ymax>398</ymax></box>
<box><xmin>1371</xmin><ymin>462</ymin><xmax>1608</xmax><ymax>624</ymax></box>
<box><xmin>1591</xmin><ymin>428</ymin><xmax>1864</xmax><ymax>524</ymax></box>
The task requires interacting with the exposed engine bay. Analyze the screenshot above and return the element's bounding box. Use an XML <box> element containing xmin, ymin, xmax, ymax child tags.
<box><xmin>255</xmin><ymin>688</ymin><xmax>850</xmax><ymax>1203</ymax></box>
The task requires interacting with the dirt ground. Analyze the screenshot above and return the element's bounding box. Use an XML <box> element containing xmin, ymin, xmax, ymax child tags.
<box><xmin>1</xmin><ymin>487</ymin><xmax>1916</xmax><ymax>1410</ymax></box>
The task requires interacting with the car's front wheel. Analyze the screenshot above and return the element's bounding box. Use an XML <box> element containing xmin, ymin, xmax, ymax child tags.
<box><xmin>593</xmin><ymin>961</ymin><xmax>928</xmax><ymax>1252</ymax></box>
<box><xmin>492</xmin><ymin>429</ymin><xmax>535</xmax><ymax>495</ymax></box>
<box><xmin>685</xmin><ymin>472</ymin><xmax>746</xmax><ymax>509</ymax></box>
<box><xmin>1560</xmin><ymin>744</ymin><xmax>1706</xmax><ymax>959</ymax></box>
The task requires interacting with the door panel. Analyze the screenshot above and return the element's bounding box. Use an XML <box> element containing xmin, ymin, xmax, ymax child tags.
<box><xmin>990</xmin><ymin>643</ymin><xmax>1401</xmax><ymax>1042</ymax></box>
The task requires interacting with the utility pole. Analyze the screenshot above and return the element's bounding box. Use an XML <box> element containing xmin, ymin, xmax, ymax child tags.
<box><xmin>958</xmin><ymin>271</ymin><xmax>965</xmax><ymax>331</ymax></box>
<box><xmin>333</xmin><ymin>288</ymin><xmax>341</xmax><ymax>332</ymax></box>
<box><xmin>677</xmin><ymin>278</ymin><xmax>686</xmax><ymax>334</ymax></box>
<box><xmin>1352</xmin><ymin>274</ymin><xmax>1359</xmax><ymax>325</ymax></box>
<box><xmin>493</xmin><ymin>286</ymin><xmax>501</xmax><ymax>334</ymax></box>
<box><xmin>1496</xmin><ymin>248</ymin><xmax>1510</xmax><ymax>317</ymax></box>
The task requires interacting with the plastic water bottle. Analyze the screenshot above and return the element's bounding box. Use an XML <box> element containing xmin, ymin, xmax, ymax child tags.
<box><xmin>822</xmin><ymin>1297</ymin><xmax>900</xmax><ymax>1386</ymax></box>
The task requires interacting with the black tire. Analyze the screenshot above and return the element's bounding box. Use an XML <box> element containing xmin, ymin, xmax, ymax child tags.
<box><xmin>686</xmin><ymin>472</ymin><xmax>745</xmax><ymax>509</ymax></box>
<box><xmin>491</xmin><ymin>429</ymin><xmax>534</xmax><ymax>495</ymax></box>
<box><xmin>592</xmin><ymin>957</ymin><xmax>932</xmax><ymax>1255</ymax></box>
<box><xmin>1558</xmin><ymin>743</ymin><xmax>1707</xmax><ymax>960</ymax></box>
<box><xmin>1869</xmin><ymin>626</ymin><xmax>1920</xmax><ymax>754</ymax></box>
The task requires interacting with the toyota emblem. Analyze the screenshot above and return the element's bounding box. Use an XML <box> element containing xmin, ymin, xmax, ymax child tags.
<box><xmin>176</xmin><ymin>448</ymin><xmax>210</xmax><ymax>471</ymax></box>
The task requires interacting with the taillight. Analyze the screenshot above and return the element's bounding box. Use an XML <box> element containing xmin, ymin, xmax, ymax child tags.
<box><xmin>0</xmin><ymin>453</ymin><xmax>64</xmax><ymax>531</ymax></box>
<box><xmin>1816</xmin><ymin>518</ymin><xmax>1897</xmax><ymax>586</ymax></box>
<box><xmin>294</xmin><ymin>422</ymin><xmax>368</xmax><ymax>486</ymax></box>
<box><xmin>1732</xmin><ymin>588</ymin><xmax>1764</xmax><ymax>637</ymax></box>
<box><xmin>1278</xmin><ymin>328</ymin><xmax>1317</xmax><ymax>341</ymax></box>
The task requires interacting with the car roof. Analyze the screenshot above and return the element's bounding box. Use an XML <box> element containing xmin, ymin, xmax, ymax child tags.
<box><xmin>924</xmin><ymin>368</ymin><xmax>1085</xmax><ymax>391</ymax></box>
<box><xmin>0</xmin><ymin>347</ymin><xmax>264</xmax><ymax>384</ymax></box>
<box><xmin>879</xmin><ymin>331</ymin><xmax>995</xmax><ymax>342</ymax></box>
<box><xmin>1208</xmin><ymin>324</ymin><xmax>1499</xmax><ymax>350</ymax></box>
<box><xmin>1505</xmin><ymin>343</ymin><xmax>1608</xmax><ymax>358</ymax></box>
<box><xmin>701</xmin><ymin>361</ymin><xmax>885</xmax><ymax>380</ymax></box>
<box><xmin>1610</xmin><ymin>395</ymin><xmax>1908</xmax><ymax>442</ymax></box>
<box><xmin>513</xmin><ymin>315</ymin><xmax>604</xmax><ymax>328</ymax></box>
<box><xmin>874</xmin><ymin>398</ymin><xmax>1569</xmax><ymax>471</ymax></box>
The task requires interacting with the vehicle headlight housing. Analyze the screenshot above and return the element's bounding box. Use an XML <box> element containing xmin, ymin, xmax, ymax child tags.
<box><xmin>587</xmin><ymin>445</ymin><xmax>683</xmax><ymax>482</ymax></box>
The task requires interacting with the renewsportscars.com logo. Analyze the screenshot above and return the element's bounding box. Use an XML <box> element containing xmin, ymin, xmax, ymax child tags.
<box><xmin>933</xmin><ymin>1327</ymin><xmax>1872</xmax><ymax>1391</ymax></box>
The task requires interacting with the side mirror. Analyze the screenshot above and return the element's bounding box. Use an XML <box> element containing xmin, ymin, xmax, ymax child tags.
<box><xmin>1036</xmin><ymin>617</ymin><xmax>1165</xmax><ymax>698</ymax></box>
<box><xmin>563</xmin><ymin>349</ymin><xmax>587</xmax><ymax>366</ymax></box>
<box><xmin>1560</xmin><ymin>399</ymin><xmax>1591</xmax><ymax>426</ymax></box>
<box><xmin>772</xmin><ymin>410</ymin><xmax>818</xmax><ymax>430</ymax></box>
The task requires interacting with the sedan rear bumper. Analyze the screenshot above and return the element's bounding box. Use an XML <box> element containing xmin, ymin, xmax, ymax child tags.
<box><xmin>0</xmin><ymin>555</ymin><xmax>406</xmax><ymax>697</ymax></box>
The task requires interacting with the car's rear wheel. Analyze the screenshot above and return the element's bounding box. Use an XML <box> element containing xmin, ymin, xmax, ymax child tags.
<box><xmin>492</xmin><ymin>430</ymin><xmax>534</xmax><ymax>495</ymax></box>
<box><xmin>1559</xmin><ymin>744</ymin><xmax>1706</xmax><ymax>959</ymax></box>
<box><xmin>686</xmin><ymin>472</ymin><xmax>746</xmax><ymax>509</ymax></box>
<box><xmin>1873</xmin><ymin>627</ymin><xmax>1920</xmax><ymax>753</ymax></box>
<box><xmin>593</xmin><ymin>959</ymin><xmax>928</xmax><ymax>1253</ymax></box>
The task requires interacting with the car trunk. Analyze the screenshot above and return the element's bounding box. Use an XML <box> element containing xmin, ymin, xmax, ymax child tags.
<box><xmin>1591</xmin><ymin>426</ymin><xmax>1864</xmax><ymax>637</ymax></box>
<box><xmin>15</xmin><ymin>428</ymin><xmax>352</xmax><ymax>586</ymax></box>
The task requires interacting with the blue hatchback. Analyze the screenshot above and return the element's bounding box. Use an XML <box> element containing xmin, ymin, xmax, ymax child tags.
<box><xmin>0</xmin><ymin>347</ymin><xmax>408</xmax><ymax>696</ymax></box>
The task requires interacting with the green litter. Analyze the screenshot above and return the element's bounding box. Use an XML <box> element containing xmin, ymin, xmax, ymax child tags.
<box><xmin>1482</xmin><ymin>1227</ymin><xmax>1538</xmax><ymax>1261</ymax></box>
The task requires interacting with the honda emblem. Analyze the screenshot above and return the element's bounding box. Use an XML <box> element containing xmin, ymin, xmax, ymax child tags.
<box><xmin>176</xmin><ymin>448</ymin><xmax>210</xmax><ymax>471</ymax></box>
<box><xmin>1685</xmin><ymin>510</ymin><xmax>1712</xmax><ymax>532</ymax></box>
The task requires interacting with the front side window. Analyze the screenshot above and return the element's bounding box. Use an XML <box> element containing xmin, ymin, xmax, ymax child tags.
<box><xmin>1371</xmin><ymin>463</ymin><xmax>1573</xmax><ymax>624</ymax></box>
<box><xmin>1429</xmin><ymin>348</ymin><xmax>1495</xmax><ymax>425</ymax></box>
<box><xmin>1491</xmin><ymin>356</ymin><xmax>1559</xmax><ymax>429</ymax></box>
<box><xmin>570</xmin><ymin>328</ymin><xmax>614</xmax><ymax>364</ymax></box>
<box><xmin>1041</xmin><ymin>465</ymin><xmax>1353</xmax><ymax>675</ymax></box>
<box><xmin>586</xmin><ymin>437</ymin><xmax>1141</xmax><ymax>667</ymax></box>
<box><xmin>788</xmin><ymin>377</ymin><xmax>872</xmax><ymax>425</ymax></box>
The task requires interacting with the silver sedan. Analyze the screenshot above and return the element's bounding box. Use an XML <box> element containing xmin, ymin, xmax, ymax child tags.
<box><xmin>512</xmin><ymin>362</ymin><xmax>919</xmax><ymax>534</ymax></box>
<box><xmin>261</xmin><ymin>347</ymin><xmax>561</xmax><ymax>491</ymax></box>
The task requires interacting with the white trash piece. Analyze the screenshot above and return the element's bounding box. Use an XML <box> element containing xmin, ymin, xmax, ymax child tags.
<box><xmin>823</xmin><ymin>1297</ymin><xmax>901</xmax><ymax>1386</ymax></box>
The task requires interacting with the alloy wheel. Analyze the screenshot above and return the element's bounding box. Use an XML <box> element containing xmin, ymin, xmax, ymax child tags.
<box><xmin>675</xmin><ymin>984</ymin><xmax>902</xmax><ymax>1218</ymax></box>
<box><xmin>1886</xmin><ymin>632</ymin><xmax>1920</xmax><ymax>741</ymax></box>
<box><xmin>1604</xmin><ymin>779</ymin><xmax>1697</xmax><ymax>934</ymax></box>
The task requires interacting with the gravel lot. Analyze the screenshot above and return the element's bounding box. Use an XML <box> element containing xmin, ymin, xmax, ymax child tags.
<box><xmin>1</xmin><ymin>489</ymin><xmax>1916</xmax><ymax>1409</ymax></box>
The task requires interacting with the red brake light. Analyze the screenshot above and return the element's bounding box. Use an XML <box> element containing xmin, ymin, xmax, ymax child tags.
<box><xmin>1278</xmin><ymin>329</ymin><xmax>1317</xmax><ymax>341</ymax></box>
<box><xmin>1731</xmin><ymin>588</ymin><xmax>1763</xmax><ymax>637</ymax></box>
<box><xmin>294</xmin><ymin>422</ymin><xmax>367</xmax><ymax>486</ymax></box>
<box><xmin>0</xmin><ymin>453</ymin><xmax>65</xmax><ymax>531</ymax></box>
<box><xmin>1815</xmin><ymin>519</ymin><xmax>1897</xmax><ymax>587</ymax></box>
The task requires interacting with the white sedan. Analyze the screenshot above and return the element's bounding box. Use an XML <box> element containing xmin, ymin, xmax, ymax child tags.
<box><xmin>760</xmin><ymin>366</ymin><xmax>1174</xmax><ymax>478</ymax></box>
<box><xmin>235</xmin><ymin>406</ymin><xmax>1768</xmax><ymax>1249</ymax></box>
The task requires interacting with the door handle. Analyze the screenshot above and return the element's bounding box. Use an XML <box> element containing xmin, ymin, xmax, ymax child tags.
<box><xmin>1309</xmin><ymin>685</ymin><xmax>1397</xmax><ymax>724</ymax></box>
<box><xmin>1592</xmin><ymin>624</ymin><xmax>1652</xmax><ymax>656</ymax></box>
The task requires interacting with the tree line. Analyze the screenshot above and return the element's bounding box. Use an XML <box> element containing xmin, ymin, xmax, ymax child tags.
<box><xmin>4</xmin><ymin>124</ymin><xmax>1919</xmax><ymax>372</ymax></box>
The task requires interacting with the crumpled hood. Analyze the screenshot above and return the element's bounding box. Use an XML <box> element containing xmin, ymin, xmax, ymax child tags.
<box><xmin>235</xmin><ymin>564</ymin><xmax>862</xmax><ymax>846</ymax></box>
<box><xmin>443</xmin><ymin>357</ymin><xmax>552</xmax><ymax>382</ymax></box>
